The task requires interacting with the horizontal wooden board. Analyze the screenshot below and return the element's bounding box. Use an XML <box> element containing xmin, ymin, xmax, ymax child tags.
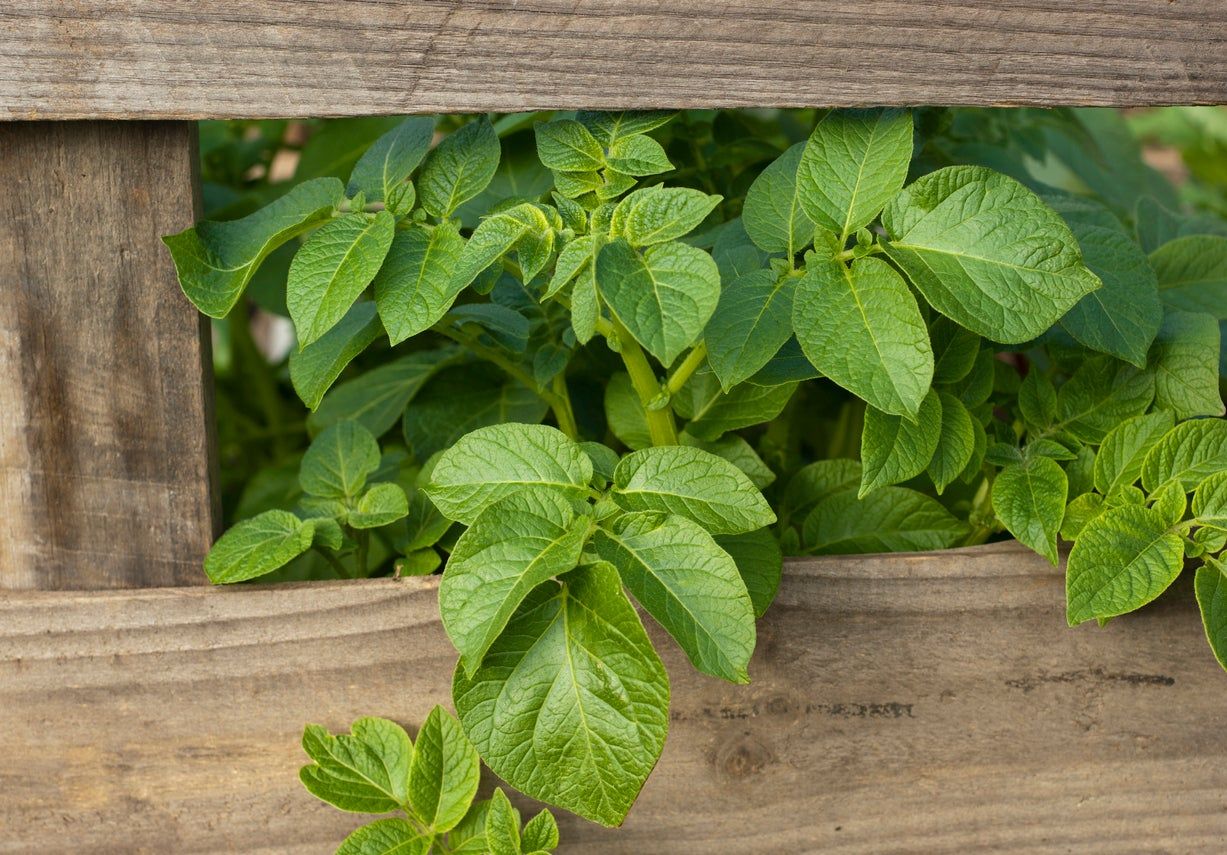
<box><xmin>1</xmin><ymin>1</ymin><xmax>1225</xmax><ymax>120</ymax></box>
<box><xmin>2</xmin><ymin>543</ymin><xmax>1225</xmax><ymax>852</ymax></box>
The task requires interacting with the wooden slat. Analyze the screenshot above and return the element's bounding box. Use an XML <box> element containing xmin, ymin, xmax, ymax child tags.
<box><xmin>2</xmin><ymin>544</ymin><xmax>1224</xmax><ymax>852</ymax></box>
<box><xmin>1</xmin><ymin>1</ymin><xmax>1225</xmax><ymax>120</ymax></box>
<box><xmin>0</xmin><ymin>121</ymin><xmax>218</xmax><ymax>589</ymax></box>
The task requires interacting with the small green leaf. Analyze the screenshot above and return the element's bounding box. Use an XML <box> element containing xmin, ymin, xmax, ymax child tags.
<box><xmin>1149</xmin><ymin>479</ymin><xmax>1187</xmax><ymax>527</ymax></box>
<box><xmin>408</xmin><ymin>707</ymin><xmax>481</xmax><ymax>834</ymax></box>
<box><xmin>1149</xmin><ymin>311</ymin><xmax>1225</xmax><ymax>419</ymax></box>
<box><xmin>1195</xmin><ymin>559</ymin><xmax>1227</xmax><ymax>671</ymax></box>
<box><xmin>1056</xmin><ymin>356</ymin><xmax>1155</xmax><ymax>444</ymax></box>
<box><xmin>794</xmin><ymin>252</ymin><xmax>932</xmax><ymax>418</ymax></box>
<box><xmin>577</xmin><ymin>110</ymin><xmax>675</xmax><ymax>144</ymax></box>
<box><xmin>597</xmin><ymin>238</ymin><xmax>721</xmax><ymax>366</ymax></box>
<box><xmin>335</xmin><ymin>820</ymin><xmax>429</xmax><ymax>855</ymax></box>
<box><xmin>453</xmin><ymin>565</ymin><xmax>668</xmax><ymax>828</ymax></box>
<box><xmin>612</xmin><ymin>445</ymin><xmax>775</xmax><ymax>535</ymax></box>
<box><xmin>742</xmin><ymin>142</ymin><xmax>813</xmax><ymax>255</ymax></box>
<box><xmin>1018</xmin><ymin>370</ymin><xmax>1058</xmax><ymax>429</ymax></box>
<box><xmin>674</xmin><ymin>371</ymin><xmax>796</xmax><ymax>441</ymax></box>
<box><xmin>289</xmin><ymin>301</ymin><xmax>383</xmax><ymax>410</ymax></box>
<box><xmin>612</xmin><ymin>186</ymin><xmax>721</xmax><ymax>247</ymax></box>
<box><xmin>1061</xmin><ymin>492</ymin><xmax>1106</xmax><ymax>540</ymax></box>
<box><xmin>300</xmin><ymin>717</ymin><xmax>413</xmax><ymax>813</ymax></box>
<box><xmin>1193</xmin><ymin>470</ymin><xmax>1227</xmax><ymax>530</ymax></box>
<box><xmin>593</xmin><ymin>511</ymin><xmax>755</xmax><ymax>682</ymax></box>
<box><xmin>796</xmin><ymin>109</ymin><xmax>913</xmax><ymax>241</ymax></box>
<box><xmin>204</xmin><ymin>510</ymin><xmax>319</xmax><ymax>584</ymax></box>
<box><xmin>705</xmin><ymin>269</ymin><xmax>795</xmax><ymax>390</ymax></box>
<box><xmin>929</xmin><ymin>317</ymin><xmax>980</xmax><ymax>385</ymax></box>
<box><xmin>163</xmin><ymin>177</ymin><xmax>345</xmax><ymax>318</ymax></box>
<box><xmin>451</xmin><ymin>204</ymin><xmax>552</xmax><ymax>293</ymax></box>
<box><xmin>419</xmin><ymin>119</ymin><xmax>501</xmax><ymax>218</ymax></box>
<box><xmin>288</xmin><ymin>211</ymin><xmax>396</xmax><ymax>346</ymax></box>
<box><xmin>681</xmin><ymin>433</ymin><xmax>775</xmax><ymax>490</ymax></box>
<box><xmin>485</xmin><ymin>789</ymin><xmax>522</xmax><ymax>855</ymax></box>
<box><xmin>859</xmin><ymin>389</ymin><xmax>942</xmax><ymax>497</ymax></box>
<box><xmin>992</xmin><ymin>456</ymin><xmax>1068</xmax><ymax>565</ymax></box>
<box><xmin>1151</xmin><ymin>235</ymin><xmax>1227</xmax><ymax>318</ymax></box>
<box><xmin>372</xmin><ymin>222</ymin><xmax>466</xmax><ymax>345</ymax></box>
<box><xmin>300</xmin><ymin>421</ymin><xmax>381</xmax><ymax>500</ymax></box>
<box><xmin>350</xmin><ymin>482</ymin><xmax>410</xmax><ymax>529</ymax></box>
<box><xmin>606</xmin><ymin>134</ymin><xmax>673</xmax><ymax>176</ymax></box>
<box><xmin>535</xmin><ymin>120</ymin><xmax>605</xmax><ymax>172</ymax></box>
<box><xmin>521</xmin><ymin>810</ymin><xmax>560</xmax><ymax>852</ymax></box>
<box><xmin>348</xmin><ymin>116</ymin><xmax>435</xmax><ymax>202</ymax></box>
<box><xmin>881</xmin><ymin>166</ymin><xmax>1101</xmax><ymax>343</ymax></box>
<box><xmin>1141</xmin><ymin>418</ymin><xmax>1227</xmax><ymax>492</ymax></box>
<box><xmin>426</xmin><ymin>424</ymin><xmax>592</xmax><ymax>525</ymax></box>
<box><xmin>441</xmin><ymin>490</ymin><xmax>589</xmax><ymax>675</ymax></box>
<box><xmin>310</xmin><ymin>349</ymin><xmax>457</xmax><ymax>438</ymax></box>
<box><xmin>544</xmin><ymin>234</ymin><xmax>595</xmax><ymax>299</ymax></box>
<box><xmin>715</xmin><ymin>528</ymin><xmax>783</xmax><ymax>618</ymax></box>
<box><xmin>927</xmin><ymin>392</ymin><xmax>976</xmax><ymax>494</ymax></box>
<box><xmin>803</xmin><ymin>486</ymin><xmax>968</xmax><ymax>554</ymax></box>
<box><xmin>1066</xmin><ymin>505</ymin><xmax>1183</xmax><ymax>625</ymax></box>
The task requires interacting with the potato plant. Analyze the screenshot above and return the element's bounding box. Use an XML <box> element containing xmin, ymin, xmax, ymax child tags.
<box><xmin>168</xmin><ymin>107</ymin><xmax>1227</xmax><ymax>841</ymax></box>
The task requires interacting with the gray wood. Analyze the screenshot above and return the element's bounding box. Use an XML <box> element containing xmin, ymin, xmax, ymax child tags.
<box><xmin>1</xmin><ymin>544</ymin><xmax>1224</xmax><ymax>852</ymax></box>
<box><xmin>1</xmin><ymin>1</ymin><xmax>1225</xmax><ymax>120</ymax></box>
<box><xmin>0</xmin><ymin>121</ymin><xmax>218</xmax><ymax>590</ymax></box>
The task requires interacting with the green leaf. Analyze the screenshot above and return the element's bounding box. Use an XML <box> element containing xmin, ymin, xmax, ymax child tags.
<box><xmin>453</xmin><ymin>564</ymin><xmax>668</xmax><ymax>828</ymax></box>
<box><xmin>1055</xmin><ymin>356</ymin><xmax>1155</xmax><ymax>443</ymax></box>
<box><xmin>603</xmin><ymin>373</ymin><xmax>652</xmax><ymax>451</ymax></box>
<box><xmin>1061</xmin><ymin>492</ymin><xmax>1106</xmax><ymax>540</ymax></box>
<box><xmin>859</xmin><ymin>389</ymin><xmax>942</xmax><ymax>497</ymax></box>
<box><xmin>1148</xmin><ymin>479</ymin><xmax>1187</xmax><ymax>527</ymax></box>
<box><xmin>780</xmin><ymin>459</ymin><xmax>862</xmax><ymax>527</ymax></box>
<box><xmin>612</xmin><ymin>186</ymin><xmax>721</xmax><ymax>248</ymax></box>
<box><xmin>419</xmin><ymin>119</ymin><xmax>501</xmax><ymax>218</ymax></box>
<box><xmin>606</xmin><ymin>134</ymin><xmax>673</xmax><ymax>176</ymax></box>
<box><xmin>581</xmin><ymin>442</ymin><xmax>621</xmax><ymax>487</ymax></box>
<box><xmin>442</xmin><ymin>490</ymin><xmax>590</xmax><ymax>674</ymax></box>
<box><xmin>1149</xmin><ymin>311</ymin><xmax>1225</xmax><ymax>419</ymax></box>
<box><xmin>992</xmin><ymin>456</ymin><xmax>1068</xmax><ymax>564</ymax></box>
<box><xmin>204</xmin><ymin>510</ymin><xmax>319</xmax><ymax>584</ymax></box>
<box><xmin>796</xmin><ymin>109</ymin><xmax>913</xmax><ymax>241</ymax></box>
<box><xmin>674</xmin><ymin>370</ymin><xmax>796</xmax><ymax>441</ymax></box>
<box><xmin>715</xmin><ymin>528</ymin><xmax>783</xmax><ymax>618</ymax></box>
<box><xmin>407</xmin><ymin>707</ymin><xmax>481</xmax><ymax>834</ymax></box>
<box><xmin>300</xmin><ymin>421</ymin><xmax>381</xmax><ymax>499</ymax></box>
<box><xmin>300</xmin><ymin>717</ymin><xmax>413</xmax><ymax>813</ymax></box>
<box><xmin>372</xmin><ymin>222</ymin><xmax>466</xmax><ymax>345</ymax></box>
<box><xmin>612</xmin><ymin>445</ymin><xmax>775</xmax><ymax>535</ymax></box>
<box><xmin>1141</xmin><ymin>418</ymin><xmax>1227</xmax><ymax>492</ymax></box>
<box><xmin>403</xmin><ymin>365</ymin><xmax>547</xmax><ymax>460</ymax></box>
<box><xmin>336</xmin><ymin>820</ymin><xmax>428</xmax><ymax>855</ymax></box>
<box><xmin>288</xmin><ymin>211</ymin><xmax>396</xmax><ymax>346</ymax></box>
<box><xmin>535</xmin><ymin>120</ymin><xmax>605</xmax><ymax>172</ymax></box>
<box><xmin>1151</xmin><ymin>235</ymin><xmax>1227</xmax><ymax>318</ymax></box>
<box><xmin>1195</xmin><ymin>559</ymin><xmax>1227</xmax><ymax>671</ymax></box>
<box><xmin>521</xmin><ymin>810</ymin><xmax>560</xmax><ymax>852</ymax></box>
<box><xmin>451</xmin><ymin>204</ymin><xmax>552</xmax><ymax>293</ymax></box>
<box><xmin>742</xmin><ymin>142</ymin><xmax>813</xmax><ymax>255</ymax></box>
<box><xmin>802</xmin><ymin>486</ymin><xmax>968</xmax><ymax>554</ymax></box>
<box><xmin>577</xmin><ymin>110</ymin><xmax>675</xmax><ymax>144</ymax></box>
<box><xmin>597</xmin><ymin>238</ymin><xmax>721</xmax><ymax>365</ymax></box>
<box><xmin>705</xmin><ymin>269</ymin><xmax>795</xmax><ymax>390</ymax></box>
<box><xmin>348</xmin><ymin>116</ymin><xmax>435</xmax><ymax>202</ymax></box>
<box><xmin>163</xmin><ymin>177</ymin><xmax>345</xmax><ymax>318</ymax></box>
<box><xmin>1018</xmin><ymin>370</ymin><xmax>1057</xmax><ymax>428</ymax></box>
<box><xmin>681</xmin><ymin>433</ymin><xmax>775</xmax><ymax>490</ymax></box>
<box><xmin>1194</xmin><ymin>470</ymin><xmax>1227</xmax><ymax>529</ymax></box>
<box><xmin>544</xmin><ymin>234</ymin><xmax>595</xmax><ymax>299</ymax></box>
<box><xmin>929</xmin><ymin>317</ymin><xmax>980</xmax><ymax>385</ymax></box>
<box><xmin>485</xmin><ymin>789</ymin><xmax>522</xmax><ymax>855</ymax></box>
<box><xmin>593</xmin><ymin>512</ymin><xmax>755</xmax><ymax>682</ymax></box>
<box><xmin>350</xmin><ymin>482</ymin><xmax>410</xmax><ymax>529</ymax></box>
<box><xmin>794</xmin><ymin>252</ymin><xmax>932</xmax><ymax>417</ymax></box>
<box><xmin>426</xmin><ymin>424</ymin><xmax>592</xmax><ymax>525</ymax></box>
<box><xmin>881</xmin><ymin>166</ymin><xmax>1101</xmax><ymax>343</ymax></box>
<box><xmin>1066</xmin><ymin>505</ymin><xmax>1184</xmax><ymax>625</ymax></box>
<box><xmin>1092</xmin><ymin>411</ymin><xmax>1175</xmax><ymax>495</ymax></box>
<box><xmin>927</xmin><ymin>392</ymin><xmax>976</xmax><ymax>494</ymax></box>
<box><xmin>289</xmin><ymin>301</ymin><xmax>383</xmax><ymax>410</ymax></box>
<box><xmin>310</xmin><ymin>349</ymin><xmax>456</xmax><ymax>438</ymax></box>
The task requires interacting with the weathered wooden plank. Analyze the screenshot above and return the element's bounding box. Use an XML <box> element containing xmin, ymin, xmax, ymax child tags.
<box><xmin>1</xmin><ymin>1</ymin><xmax>1224</xmax><ymax>120</ymax></box>
<box><xmin>1</xmin><ymin>544</ymin><xmax>1224</xmax><ymax>852</ymax></box>
<box><xmin>0</xmin><ymin>121</ymin><xmax>218</xmax><ymax>589</ymax></box>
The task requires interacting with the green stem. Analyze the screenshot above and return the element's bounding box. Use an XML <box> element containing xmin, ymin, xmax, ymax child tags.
<box><xmin>962</xmin><ymin>474</ymin><xmax>996</xmax><ymax>546</ymax></box>
<box><xmin>607</xmin><ymin>318</ymin><xmax>678</xmax><ymax>446</ymax></box>
<box><xmin>550</xmin><ymin>374</ymin><xmax>580</xmax><ymax>440</ymax></box>
<box><xmin>314</xmin><ymin>546</ymin><xmax>353</xmax><ymax>579</ymax></box>
<box><xmin>666</xmin><ymin>342</ymin><xmax>707</xmax><ymax>396</ymax></box>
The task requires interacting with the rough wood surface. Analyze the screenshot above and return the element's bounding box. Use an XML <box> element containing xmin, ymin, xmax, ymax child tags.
<box><xmin>1</xmin><ymin>544</ymin><xmax>1224</xmax><ymax>852</ymax></box>
<box><xmin>1</xmin><ymin>1</ymin><xmax>1225</xmax><ymax>120</ymax></box>
<box><xmin>0</xmin><ymin>121</ymin><xmax>218</xmax><ymax>590</ymax></box>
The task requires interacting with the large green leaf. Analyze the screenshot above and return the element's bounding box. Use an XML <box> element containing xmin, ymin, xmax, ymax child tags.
<box><xmin>796</xmin><ymin>109</ymin><xmax>913</xmax><ymax>241</ymax></box>
<box><xmin>419</xmin><ymin>119</ymin><xmax>501</xmax><ymax>218</ymax></box>
<box><xmin>1092</xmin><ymin>411</ymin><xmax>1175</xmax><ymax>495</ymax></box>
<box><xmin>300</xmin><ymin>717</ymin><xmax>413</xmax><ymax>813</ymax></box>
<box><xmin>203</xmin><ymin>510</ymin><xmax>322</xmax><ymax>584</ymax></box>
<box><xmin>407</xmin><ymin>707</ymin><xmax>481</xmax><ymax>834</ymax></box>
<box><xmin>163</xmin><ymin>177</ymin><xmax>344</xmax><ymax>318</ymax></box>
<box><xmin>1149</xmin><ymin>311</ymin><xmax>1225</xmax><ymax>419</ymax></box>
<box><xmin>794</xmin><ymin>252</ymin><xmax>932</xmax><ymax>417</ymax></box>
<box><xmin>453</xmin><ymin>565</ymin><xmax>669</xmax><ymax>827</ymax></box>
<box><xmin>881</xmin><ymin>166</ymin><xmax>1101</xmax><ymax>343</ymax></box>
<box><xmin>1195</xmin><ymin>559</ymin><xmax>1227</xmax><ymax>671</ymax></box>
<box><xmin>348</xmin><ymin>116</ymin><xmax>435</xmax><ymax>202</ymax></box>
<box><xmin>858</xmin><ymin>389</ymin><xmax>942</xmax><ymax>497</ymax></box>
<box><xmin>1141</xmin><ymin>418</ymin><xmax>1227</xmax><ymax>492</ymax></box>
<box><xmin>441</xmin><ymin>490</ymin><xmax>590</xmax><ymax>674</ymax></box>
<box><xmin>597</xmin><ymin>238</ymin><xmax>721</xmax><ymax>365</ymax></box>
<box><xmin>288</xmin><ymin>211</ymin><xmax>396</xmax><ymax>346</ymax></box>
<box><xmin>1151</xmin><ymin>235</ymin><xmax>1227</xmax><ymax>318</ymax></box>
<box><xmin>426</xmin><ymin>424</ymin><xmax>592</xmax><ymax>525</ymax></box>
<box><xmin>802</xmin><ymin>486</ymin><xmax>968</xmax><ymax>554</ymax></box>
<box><xmin>372</xmin><ymin>222</ymin><xmax>466</xmax><ymax>345</ymax></box>
<box><xmin>1066</xmin><ymin>505</ymin><xmax>1183</xmax><ymax>625</ymax></box>
<box><xmin>705</xmin><ymin>269</ymin><xmax>795</xmax><ymax>390</ymax></box>
<box><xmin>611</xmin><ymin>445</ymin><xmax>775</xmax><ymax>535</ymax></box>
<box><xmin>742</xmin><ymin>142</ymin><xmax>813</xmax><ymax>255</ymax></box>
<box><xmin>593</xmin><ymin>512</ymin><xmax>755</xmax><ymax>682</ymax></box>
<box><xmin>289</xmin><ymin>301</ymin><xmax>383</xmax><ymax>410</ymax></box>
<box><xmin>991</xmin><ymin>456</ymin><xmax>1068</xmax><ymax>564</ymax></box>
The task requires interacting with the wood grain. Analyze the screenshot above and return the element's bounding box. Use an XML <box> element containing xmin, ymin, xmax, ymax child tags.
<box><xmin>2</xmin><ymin>544</ymin><xmax>1224</xmax><ymax>852</ymax></box>
<box><xmin>0</xmin><ymin>121</ymin><xmax>218</xmax><ymax>589</ymax></box>
<box><xmin>1</xmin><ymin>1</ymin><xmax>1224</xmax><ymax>120</ymax></box>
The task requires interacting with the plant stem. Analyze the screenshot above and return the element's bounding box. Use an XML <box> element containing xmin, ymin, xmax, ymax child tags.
<box><xmin>314</xmin><ymin>546</ymin><xmax>353</xmax><ymax>579</ymax></box>
<box><xmin>607</xmin><ymin>318</ymin><xmax>678</xmax><ymax>446</ymax></box>
<box><xmin>550</xmin><ymin>373</ymin><xmax>579</xmax><ymax>440</ymax></box>
<box><xmin>666</xmin><ymin>342</ymin><xmax>707</xmax><ymax>396</ymax></box>
<box><xmin>962</xmin><ymin>474</ymin><xmax>997</xmax><ymax>546</ymax></box>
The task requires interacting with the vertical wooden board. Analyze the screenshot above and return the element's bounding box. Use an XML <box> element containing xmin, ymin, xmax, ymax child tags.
<box><xmin>0</xmin><ymin>121</ymin><xmax>217</xmax><ymax>590</ymax></box>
